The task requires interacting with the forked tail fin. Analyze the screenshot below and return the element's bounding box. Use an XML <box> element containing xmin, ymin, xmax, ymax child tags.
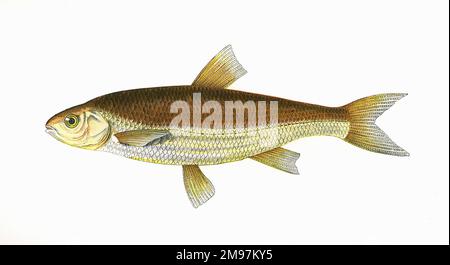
<box><xmin>343</xmin><ymin>93</ymin><xmax>409</xmax><ymax>156</ymax></box>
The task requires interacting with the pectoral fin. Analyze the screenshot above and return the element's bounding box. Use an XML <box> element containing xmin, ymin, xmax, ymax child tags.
<box><xmin>192</xmin><ymin>45</ymin><xmax>247</xmax><ymax>89</ymax></box>
<box><xmin>250</xmin><ymin>147</ymin><xmax>300</xmax><ymax>175</ymax></box>
<box><xmin>182</xmin><ymin>165</ymin><xmax>215</xmax><ymax>208</ymax></box>
<box><xmin>115</xmin><ymin>129</ymin><xmax>172</xmax><ymax>147</ymax></box>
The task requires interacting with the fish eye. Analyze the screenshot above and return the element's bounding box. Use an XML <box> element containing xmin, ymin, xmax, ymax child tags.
<box><xmin>64</xmin><ymin>114</ymin><xmax>79</xmax><ymax>128</ymax></box>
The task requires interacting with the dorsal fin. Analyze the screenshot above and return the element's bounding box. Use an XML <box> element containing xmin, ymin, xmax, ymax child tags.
<box><xmin>192</xmin><ymin>45</ymin><xmax>247</xmax><ymax>89</ymax></box>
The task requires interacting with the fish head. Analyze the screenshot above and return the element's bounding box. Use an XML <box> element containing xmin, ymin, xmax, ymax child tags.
<box><xmin>46</xmin><ymin>105</ymin><xmax>111</xmax><ymax>150</ymax></box>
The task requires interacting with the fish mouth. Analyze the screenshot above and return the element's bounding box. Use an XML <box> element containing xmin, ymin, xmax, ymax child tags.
<box><xmin>45</xmin><ymin>125</ymin><xmax>57</xmax><ymax>136</ymax></box>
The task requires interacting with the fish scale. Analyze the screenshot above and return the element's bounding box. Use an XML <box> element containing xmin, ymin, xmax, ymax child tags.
<box><xmin>94</xmin><ymin>87</ymin><xmax>350</xmax><ymax>165</ymax></box>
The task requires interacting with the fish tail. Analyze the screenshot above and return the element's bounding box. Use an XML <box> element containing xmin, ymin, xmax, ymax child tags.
<box><xmin>343</xmin><ymin>93</ymin><xmax>409</xmax><ymax>156</ymax></box>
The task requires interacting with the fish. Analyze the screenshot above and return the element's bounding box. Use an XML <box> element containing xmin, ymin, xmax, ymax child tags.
<box><xmin>46</xmin><ymin>45</ymin><xmax>409</xmax><ymax>208</ymax></box>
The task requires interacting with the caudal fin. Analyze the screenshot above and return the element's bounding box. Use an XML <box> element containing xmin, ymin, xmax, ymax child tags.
<box><xmin>343</xmin><ymin>93</ymin><xmax>409</xmax><ymax>156</ymax></box>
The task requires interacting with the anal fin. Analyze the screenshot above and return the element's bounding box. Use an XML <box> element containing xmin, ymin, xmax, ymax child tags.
<box><xmin>250</xmin><ymin>147</ymin><xmax>300</xmax><ymax>175</ymax></box>
<box><xmin>182</xmin><ymin>165</ymin><xmax>215</xmax><ymax>208</ymax></box>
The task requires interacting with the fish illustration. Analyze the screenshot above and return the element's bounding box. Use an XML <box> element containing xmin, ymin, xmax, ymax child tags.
<box><xmin>46</xmin><ymin>45</ymin><xmax>408</xmax><ymax>207</ymax></box>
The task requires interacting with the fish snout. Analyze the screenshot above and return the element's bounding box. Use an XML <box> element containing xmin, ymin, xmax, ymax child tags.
<box><xmin>45</xmin><ymin>125</ymin><xmax>57</xmax><ymax>136</ymax></box>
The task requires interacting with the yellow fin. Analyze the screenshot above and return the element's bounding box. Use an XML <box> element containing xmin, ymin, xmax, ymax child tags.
<box><xmin>192</xmin><ymin>45</ymin><xmax>247</xmax><ymax>89</ymax></box>
<box><xmin>343</xmin><ymin>93</ymin><xmax>409</xmax><ymax>156</ymax></box>
<box><xmin>114</xmin><ymin>129</ymin><xmax>172</xmax><ymax>147</ymax></box>
<box><xmin>250</xmin><ymin>147</ymin><xmax>300</xmax><ymax>175</ymax></box>
<box><xmin>182</xmin><ymin>165</ymin><xmax>215</xmax><ymax>208</ymax></box>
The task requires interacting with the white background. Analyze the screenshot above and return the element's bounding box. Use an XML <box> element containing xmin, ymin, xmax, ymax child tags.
<box><xmin>0</xmin><ymin>0</ymin><xmax>448</xmax><ymax>244</ymax></box>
